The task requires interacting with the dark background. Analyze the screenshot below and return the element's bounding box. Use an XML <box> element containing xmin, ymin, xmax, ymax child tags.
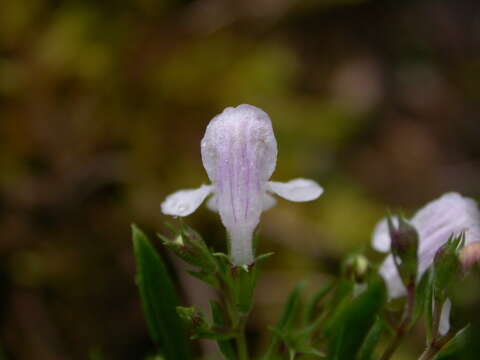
<box><xmin>1</xmin><ymin>0</ymin><xmax>480</xmax><ymax>358</ymax></box>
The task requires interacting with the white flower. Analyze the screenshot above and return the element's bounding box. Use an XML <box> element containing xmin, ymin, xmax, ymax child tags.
<box><xmin>372</xmin><ymin>192</ymin><xmax>480</xmax><ymax>336</ymax></box>
<box><xmin>373</xmin><ymin>192</ymin><xmax>480</xmax><ymax>298</ymax></box>
<box><xmin>161</xmin><ymin>104</ymin><xmax>323</xmax><ymax>265</ymax></box>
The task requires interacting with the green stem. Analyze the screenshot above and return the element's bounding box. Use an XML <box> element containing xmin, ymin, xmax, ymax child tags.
<box><xmin>418</xmin><ymin>299</ymin><xmax>454</xmax><ymax>360</ymax></box>
<box><xmin>217</xmin><ymin>269</ymin><xmax>251</xmax><ymax>360</ymax></box>
<box><xmin>418</xmin><ymin>333</ymin><xmax>454</xmax><ymax>360</ymax></box>
<box><xmin>380</xmin><ymin>282</ymin><xmax>416</xmax><ymax>360</ymax></box>
<box><xmin>430</xmin><ymin>298</ymin><xmax>442</xmax><ymax>342</ymax></box>
<box><xmin>236</xmin><ymin>316</ymin><xmax>249</xmax><ymax>360</ymax></box>
<box><xmin>418</xmin><ymin>345</ymin><xmax>438</xmax><ymax>360</ymax></box>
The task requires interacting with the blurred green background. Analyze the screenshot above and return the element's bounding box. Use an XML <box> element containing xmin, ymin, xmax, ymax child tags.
<box><xmin>1</xmin><ymin>0</ymin><xmax>480</xmax><ymax>358</ymax></box>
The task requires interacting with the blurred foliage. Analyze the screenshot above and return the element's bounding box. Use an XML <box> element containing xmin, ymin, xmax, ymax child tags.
<box><xmin>1</xmin><ymin>0</ymin><xmax>480</xmax><ymax>359</ymax></box>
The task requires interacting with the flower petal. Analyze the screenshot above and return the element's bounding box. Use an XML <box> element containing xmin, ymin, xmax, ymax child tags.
<box><xmin>229</xmin><ymin>225</ymin><xmax>255</xmax><ymax>265</ymax></box>
<box><xmin>374</xmin><ymin>192</ymin><xmax>480</xmax><ymax>300</ymax></box>
<box><xmin>412</xmin><ymin>192</ymin><xmax>480</xmax><ymax>277</ymax></box>
<box><xmin>372</xmin><ymin>217</ymin><xmax>399</xmax><ymax>253</ymax></box>
<box><xmin>262</xmin><ymin>193</ymin><xmax>277</xmax><ymax>211</ymax></box>
<box><xmin>206</xmin><ymin>195</ymin><xmax>218</xmax><ymax>212</ymax></box>
<box><xmin>379</xmin><ymin>254</ymin><xmax>406</xmax><ymax>298</ymax></box>
<box><xmin>208</xmin><ymin>193</ymin><xmax>272</xmax><ymax>213</ymax></box>
<box><xmin>200</xmin><ymin>104</ymin><xmax>277</xmax><ymax>227</ymax></box>
<box><xmin>200</xmin><ymin>104</ymin><xmax>278</xmax><ymax>265</ymax></box>
<box><xmin>161</xmin><ymin>185</ymin><xmax>212</xmax><ymax>217</ymax></box>
<box><xmin>267</xmin><ymin>178</ymin><xmax>323</xmax><ymax>202</ymax></box>
<box><xmin>439</xmin><ymin>299</ymin><xmax>452</xmax><ymax>336</ymax></box>
<box><xmin>201</xmin><ymin>104</ymin><xmax>278</xmax><ymax>186</ymax></box>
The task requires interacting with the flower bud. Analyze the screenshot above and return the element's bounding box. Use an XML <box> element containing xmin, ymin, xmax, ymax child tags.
<box><xmin>176</xmin><ymin>306</ymin><xmax>209</xmax><ymax>338</ymax></box>
<box><xmin>160</xmin><ymin>224</ymin><xmax>217</xmax><ymax>273</ymax></box>
<box><xmin>460</xmin><ymin>242</ymin><xmax>480</xmax><ymax>272</ymax></box>
<box><xmin>388</xmin><ymin>216</ymin><xmax>419</xmax><ymax>287</ymax></box>
<box><xmin>432</xmin><ymin>233</ymin><xmax>465</xmax><ymax>301</ymax></box>
<box><xmin>343</xmin><ymin>254</ymin><xmax>370</xmax><ymax>283</ymax></box>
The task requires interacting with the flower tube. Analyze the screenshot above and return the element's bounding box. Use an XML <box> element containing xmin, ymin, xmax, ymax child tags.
<box><xmin>162</xmin><ymin>104</ymin><xmax>323</xmax><ymax>265</ymax></box>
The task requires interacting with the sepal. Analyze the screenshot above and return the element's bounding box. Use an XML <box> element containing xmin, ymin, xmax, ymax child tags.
<box><xmin>431</xmin><ymin>233</ymin><xmax>465</xmax><ymax>303</ymax></box>
<box><xmin>176</xmin><ymin>306</ymin><xmax>209</xmax><ymax>339</ymax></box>
<box><xmin>158</xmin><ymin>222</ymin><xmax>217</xmax><ymax>273</ymax></box>
<box><xmin>176</xmin><ymin>306</ymin><xmax>236</xmax><ymax>341</ymax></box>
<box><xmin>229</xmin><ymin>264</ymin><xmax>257</xmax><ymax>315</ymax></box>
<box><xmin>214</xmin><ymin>251</ymin><xmax>272</xmax><ymax>316</ymax></box>
<box><xmin>388</xmin><ymin>216</ymin><xmax>419</xmax><ymax>288</ymax></box>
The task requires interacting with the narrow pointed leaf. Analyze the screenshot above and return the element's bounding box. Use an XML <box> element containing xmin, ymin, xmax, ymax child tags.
<box><xmin>303</xmin><ymin>280</ymin><xmax>334</xmax><ymax>326</ymax></box>
<box><xmin>132</xmin><ymin>225</ymin><xmax>191</xmax><ymax>360</ymax></box>
<box><xmin>411</xmin><ymin>269</ymin><xmax>432</xmax><ymax>327</ymax></box>
<box><xmin>263</xmin><ymin>282</ymin><xmax>305</xmax><ymax>359</ymax></box>
<box><xmin>356</xmin><ymin>318</ymin><xmax>385</xmax><ymax>360</ymax></box>
<box><xmin>277</xmin><ymin>282</ymin><xmax>305</xmax><ymax>332</ymax></box>
<box><xmin>326</xmin><ymin>279</ymin><xmax>386</xmax><ymax>360</ymax></box>
<box><xmin>210</xmin><ymin>301</ymin><xmax>236</xmax><ymax>360</ymax></box>
<box><xmin>433</xmin><ymin>326</ymin><xmax>469</xmax><ymax>360</ymax></box>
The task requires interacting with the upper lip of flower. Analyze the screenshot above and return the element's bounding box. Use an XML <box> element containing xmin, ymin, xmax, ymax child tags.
<box><xmin>161</xmin><ymin>104</ymin><xmax>324</xmax><ymax>265</ymax></box>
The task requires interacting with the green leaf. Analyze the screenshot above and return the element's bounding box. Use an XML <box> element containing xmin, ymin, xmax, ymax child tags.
<box><xmin>132</xmin><ymin>224</ymin><xmax>191</xmax><ymax>360</ymax></box>
<box><xmin>433</xmin><ymin>326</ymin><xmax>469</xmax><ymax>360</ymax></box>
<box><xmin>326</xmin><ymin>279</ymin><xmax>386</xmax><ymax>360</ymax></box>
<box><xmin>277</xmin><ymin>282</ymin><xmax>305</xmax><ymax>332</ymax></box>
<box><xmin>210</xmin><ymin>301</ymin><xmax>236</xmax><ymax>360</ymax></box>
<box><xmin>302</xmin><ymin>280</ymin><xmax>334</xmax><ymax>326</ymax></box>
<box><xmin>263</xmin><ymin>282</ymin><xmax>305</xmax><ymax>359</ymax></box>
<box><xmin>321</xmin><ymin>279</ymin><xmax>355</xmax><ymax>336</ymax></box>
<box><xmin>297</xmin><ymin>346</ymin><xmax>325</xmax><ymax>358</ymax></box>
<box><xmin>187</xmin><ymin>270</ymin><xmax>219</xmax><ymax>288</ymax></box>
<box><xmin>356</xmin><ymin>318</ymin><xmax>385</xmax><ymax>360</ymax></box>
<box><xmin>425</xmin><ymin>271</ymin><xmax>435</xmax><ymax>343</ymax></box>
<box><xmin>411</xmin><ymin>269</ymin><xmax>432</xmax><ymax>327</ymax></box>
<box><xmin>255</xmin><ymin>252</ymin><xmax>275</xmax><ymax>264</ymax></box>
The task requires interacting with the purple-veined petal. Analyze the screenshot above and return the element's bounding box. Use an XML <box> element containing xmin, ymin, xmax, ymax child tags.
<box><xmin>374</xmin><ymin>192</ymin><xmax>480</xmax><ymax>299</ymax></box>
<box><xmin>267</xmin><ymin>178</ymin><xmax>323</xmax><ymax>202</ymax></box>
<box><xmin>200</xmin><ymin>104</ymin><xmax>277</xmax><ymax>264</ymax></box>
<box><xmin>413</xmin><ymin>192</ymin><xmax>480</xmax><ymax>277</ymax></box>
<box><xmin>207</xmin><ymin>194</ymin><xmax>275</xmax><ymax>213</ymax></box>
<box><xmin>161</xmin><ymin>185</ymin><xmax>212</xmax><ymax>217</ymax></box>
